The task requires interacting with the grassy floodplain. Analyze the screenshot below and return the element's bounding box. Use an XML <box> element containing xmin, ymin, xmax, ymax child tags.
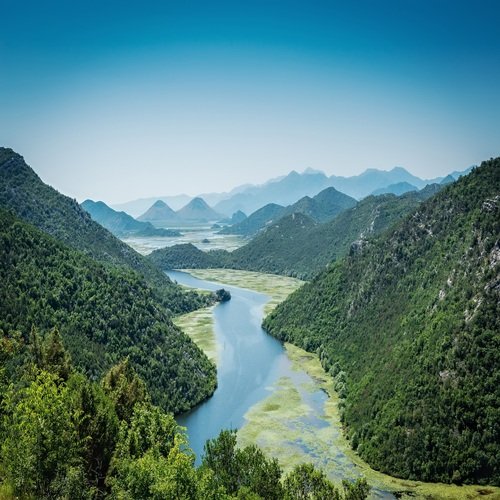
<box><xmin>175</xmin><ymin>269</ymin><xmax>500</xmax><ymax>500</ymax></box>
<box><xmin>173</xmin><ymin>305</ymin><xmax>217</xmax><ymax>363</ymax></box>
<box><xmin>186</xmin><ymin>268</ymin><xmax>304</xmax><ymax>315</ymax></box>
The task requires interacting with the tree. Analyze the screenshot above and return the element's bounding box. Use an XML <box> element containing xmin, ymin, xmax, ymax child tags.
<box><xmin>1</xmin><ymin>371</ymin><xmax>86</xmax><ymax>498</ymax></box>
<box><xmin>106</xmin><ymin>402</ymin><xmax>197</xmax><ymax>499</ymax></box>
<box><xmin>283</xmin><ymin>463</ymin><xmax>340</xmax><ymax>500</ymax></box>
<box><xmin>102</xmin><ymin>358</ymin><xmax>148</xmax><ymax>422</ymax></box>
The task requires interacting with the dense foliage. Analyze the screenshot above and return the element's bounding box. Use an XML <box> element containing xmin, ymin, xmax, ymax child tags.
<box><xmin>264</xmin><ymin>159</ymin><xmax>500</xmax><ymax>484</ymax></box>
<box><xmin>0</xmin><ymin>148</ymin><xmax>205</xmax><ymax>314</ymax></box>
<box><xmin>0</xmin><ymin>209</ymin><xmax>216</xmax><ymax>413</ymax></box>
<box><xmin>0</xmin><ymin>333</ymin><xmax>369</xmax><ymax>499</ymax></box>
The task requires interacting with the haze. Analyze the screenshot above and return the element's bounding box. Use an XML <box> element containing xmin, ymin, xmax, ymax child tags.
<box><xmin>1</xmin><ymin>0</ymin><xmax>499</xmax><ymax>204</ymax></box>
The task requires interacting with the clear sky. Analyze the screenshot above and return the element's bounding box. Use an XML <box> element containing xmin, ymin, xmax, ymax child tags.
<box><xmin>1</xmin><ymin>0</ymin><xmax>499</xmax><ymax>204</ymax></box>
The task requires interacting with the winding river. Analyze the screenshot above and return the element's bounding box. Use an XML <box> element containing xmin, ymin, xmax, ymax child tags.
<box><xmin>168</xmin><ymin>270</ymin><xmax>399</xmax><ymax>499</ymax></box>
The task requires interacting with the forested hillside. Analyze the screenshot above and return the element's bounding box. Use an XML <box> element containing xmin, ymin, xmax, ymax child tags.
<box><xmin>0</xmin><ymin>148</ymin><xmax>201</xmax><ymax>314</ymax></box>
<box><xmin>0</xmin><ymin>209</ymin><xmax>216</xmax><ymax>413</ymax></box>
<box><xmin>264</xmin><ymin>159</ymin><xmax>500</xmax><ymax>484</ymax></box>
<box><xmin>150</xmin><ymin>189</ymin><xmax>439</xmax><ymax>279</ymax></box>
<box><xmin>0</xmin><ymin>330</ymin><xmax>369</xmax><ymax>499</ymax></box>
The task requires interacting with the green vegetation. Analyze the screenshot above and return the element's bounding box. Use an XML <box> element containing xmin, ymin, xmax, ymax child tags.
<box><xmin>0</xmin><ymin>147</ymin><xmax>206</xmax><ymax>314</ymax></box>
<box><xmin>264</xmin><ymin>159</ymin><xmax>500</xmax><ymax>485</ymax></box>
<box><xmin>219</xmin><ymin>186</ymin><xmax>356</xmax><ymax>237</ymax></box>
<box><xmin>219</xmin><ymin>202</ymin><xmax>286</xmax><ymax>236</ymax></box>
<box><xmin>0</xmin><ymin>209</ymin><xmax>216</xmax><ymax>413</ymax></box>
<box><xmin>0</xmin><ymin>332</ymin><xmax>369</xmax><ymax>499</ymax></box>
<box><xmin>149</xmin><ymin>188</ymin><xmax>440</xmax><ymax>280</ymax></box>
<box><xmin>186</xmin><ymin>269</ymin><xmax>303</xmax><ymax>314</ymax></box>
<box><xmin>173</xmin><ymin>306</ymin><xmax>218</xmax><ymax>363</ymax></box>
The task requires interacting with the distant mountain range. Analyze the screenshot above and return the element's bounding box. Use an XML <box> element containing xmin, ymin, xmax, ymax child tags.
<box><xmin>138</xmin><ymin>197</ymin><xmax>223</xmax><ymax>225</ymax></box>
<box><xmin>370</xmin><ymin>181</ymin><xmax>417</xmax><ymax>196</ymax></box>
<box><xmin>81</xmin><ymin>200</ymin><xmax>180</xmax><ymax>238</ymax></box>
<box><xmin>220</xmin><ymin>186</ymin><xmax>357</xmax><ymax>236</ymax></box>
<box><xmin>149</xmin><ymin>185</ymin><xmax>442</xmax><ymax>279</ymax></box>
<box><xmin>113</xmin><ymin>165</ymin><xmax>474</xmax><ymax>217</ymax></box>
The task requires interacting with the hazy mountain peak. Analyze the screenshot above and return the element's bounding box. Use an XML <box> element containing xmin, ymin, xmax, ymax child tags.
<box><xmin>303</xmin><ymin>167</ymin><xmax>325</xmax><ymax>175</ymax></box>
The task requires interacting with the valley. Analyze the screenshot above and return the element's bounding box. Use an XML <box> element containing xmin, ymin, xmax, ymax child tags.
<box><xmin>172</xmin><ymin>269</ymin><xmax>500</xmax><ymax>500</ymax></box>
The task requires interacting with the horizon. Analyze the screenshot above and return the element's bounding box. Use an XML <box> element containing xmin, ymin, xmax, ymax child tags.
<box><xmin>2</xmin><ymin>1</ymin><xmax>499</xmax><ymax>204</ymax></box>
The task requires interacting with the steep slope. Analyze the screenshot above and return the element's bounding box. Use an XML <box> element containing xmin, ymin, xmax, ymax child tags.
<box><xmin>232</xmin><ymin>191</ymin><xmax>430</xmax><ymax>278</ymax></box>
<box><xmin>220</xmin><ymin>203</ymin><xmax>285</xmax><ymax>236</ymax></box>
<box><xmin>137</xmin><ymin>199</ymin><xmax>180</xmax><ymax>223</ymax></box>
<box><xmin>371</xmin><ymin>181</ymin><xmax>417</xmax><ymax>196</ymax></box>
<box><xmin>0</xmin><ymin>209</ymin><xmax>216</xmax><ymax>413</ymax></box>
<box><xmin>264</xmin><ymin>159</ymin><xmax>500</xmax><ymax>484</ymax></box>
<box><xmin>81</xmin><ymin>199</ymin><xmax>180</xmax><ymax>237</ymax></box>
<box><xmin>282</xmin><ymin>186</ymin><xmax>357</xmax><ymax>223</ymax></box>
<box><xmin>0</xmin><ymin>148</ymin><xmax>196</xmax><ymax>313</ymax></box>
<box><xmin>221</xmin><ymin>187</ymin><xmax>357</xmax><ymax>237</ymax></box>
<box><xmin>176</xmin><ymin>197</ymin><xmax>222</xmax><ymax>222</ymax></box>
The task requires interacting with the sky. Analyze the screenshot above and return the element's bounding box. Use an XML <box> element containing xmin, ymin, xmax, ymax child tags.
<box><xmin>1</xmin><ymin>0</ymin><xmax>499</xmax><ymax>204</ymax></box>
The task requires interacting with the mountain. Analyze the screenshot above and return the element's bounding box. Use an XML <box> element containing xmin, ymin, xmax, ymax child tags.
<box><xmin>112</xmin><ymin>194</ymin><xmax>192</xmax><ymax>217</ymax></box>
<box><xmin>219</xmin><ymin>203</ymin><xmax>286</xmax><ymax>236</ymax></box>
<box><xmin>221</xmin><ymin>186</ymin><xmax>356</xmax><ymax>237</ymax></box>
<box><xmin>81</xmin><ymin>199</ymin><xmax>180</xmax><ymax>237</ymax></box>
<box><xmin>137</xmin><ymin>199</ymin><xmax>180</xmax><ymax>224</ymax></box>
<box><xmin>0</xmin><ymin>208</ymin><xmax>216</xmax><ymax>413</ymax></box>
<box><xmin>230</xmin><ymin>190</ymin><xmax>435</xmax><ymax>278</ymax></box>
<box><xmin>371</xmin><ymin>181</ymin><xmax>418</xmax><ymax>196</ymax></box>
<box><xmin>218</xmin><ymin>210</ymin><xmax>248</xmax><ymax>225</ymax></box>
<box><xmin>151</xmin><ymin>189</ymin><xmax>435</xmax><ymax>279</ymax></box>
<box><xmin>176</xmin><ymin>197</ymin><xmax>222</xmax><ymax>222</ymax></box>
<box><xmin>440</xmin><ymin>174</ymin><xmax>456</xmax><ymax>185</ymax></box>
<box><xmin>263</xmin><ymin>159</ymin><xmax>500</xmax><ymax>484</ymax></box>
<box><xmin>214</xmin><ymin>169</ymin><xmax>333</xmax><ymax>215</ymax></box>
<box><xmin>283</xmin><ymin>186</ymin><xmax>357</xmax><ymax>223</ymax></box>
<box><xmin>329</xmin><ymin>166</ymin><xmax>426</xmax><ymax>199</ymax></box>
<box><xmin>0</xmin><ymin>147</ymin><xmax>204</xmax><ymax>314</ymax></box>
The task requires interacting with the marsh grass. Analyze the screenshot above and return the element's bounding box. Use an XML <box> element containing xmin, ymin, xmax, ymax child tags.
<box><xmin>173</xmin><ymin>305</ymin><xmax>217</xmax><ymax>363</ymax></box>
<box><xmin>185</xmin><ymin>268</ymin><xmax>304</xmax><ymax>314</ymax></box>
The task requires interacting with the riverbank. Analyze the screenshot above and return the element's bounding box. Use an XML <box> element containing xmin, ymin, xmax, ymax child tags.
<box><xmin>185</xmin><ymin>268</ymin><xmax>304</xmax><ymax>314</ymax></box>
<box><xmin>173</xmin><ymin>269</ymin><xmax>500</xmax><ymax>500</ymax></box>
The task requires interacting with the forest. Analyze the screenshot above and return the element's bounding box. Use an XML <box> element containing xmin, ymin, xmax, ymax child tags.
<box><xmin>264</xmin><ymin>158</ymin><xmax>500</xmax><ymax>485</ymax></box>
<box><xmin>0</xmin><ymin>327</ymin><xmax>369</xmax><ymax>499</ymax></box>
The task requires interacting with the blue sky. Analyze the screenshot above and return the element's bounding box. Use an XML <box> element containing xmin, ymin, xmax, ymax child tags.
<box><xmin>1</xmin><ymin>0</ymin><xmax>499</xmax><ymax>203</ymax></box>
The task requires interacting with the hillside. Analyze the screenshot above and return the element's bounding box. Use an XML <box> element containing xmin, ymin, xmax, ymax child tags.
<box><xmin>231</xmin><ymin>191</ymin><xmax>430</xmax><ymax>278</ymax></box>
<box><xmin>279</xmin><ymin>186</ymin><xmax>357</xmax><ymax>224</ymax></box>
<box><xmin>137</xmin><ymin>199</ymin><xmax>180</xmax><ymax>223</ymax></box>
<box><xmin>221</xmin><ymin>186</ymin><xmax>356</xmax><ymax>237</ymax></box>
<box><xmin>264</xmin><ymin>159</ymin><xmax>500</xmax><ymax>484</ymax></box>
<box><xmin>220</xmin><ymin>202</ymin><xmax>285</xmax><ymax>236</ymax></box>
<box><xmin>152</xmin><ymin>190</ymin><xmax>436</xmax><ymax>279</ymax></box>
<box><xmin>0</xmin><ymin>148</ymin><xmax>197</xmax><ymax>313</ymax></box>
<box><xmin>0</xmin><ymin>209</ymin><xmax>216</xmax><ymax>413</ymax></box>
<box><xmin>81</xmin><ymin>199</ymin><xmax>180</xmax><ymax>237</ymax></box>
<box><xmin>176</xmin><ymin>196</ymin><xmax>222</xmax><ymax>221</ymax></box>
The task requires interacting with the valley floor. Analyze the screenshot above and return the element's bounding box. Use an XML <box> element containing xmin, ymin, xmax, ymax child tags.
<box><xmin>175</xmin><ymin>269</ymin><xmax>500</xmax><ymax>500</ymax></box>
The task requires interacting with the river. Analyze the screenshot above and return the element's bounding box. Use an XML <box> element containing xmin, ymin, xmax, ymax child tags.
<box><xmin>168</xmin><ymin>270</ymin><xmax>396</xmax><ymax>498</ymax></box>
